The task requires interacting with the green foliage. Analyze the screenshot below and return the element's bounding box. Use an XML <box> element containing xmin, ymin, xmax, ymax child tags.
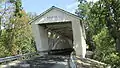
<box><xmin>92</xmin><ymin>28</ymin><xmax>120</xmax><ymax>67</ymax></box>
<box><xmin>9</xmin><ymin>0</ymin><xmax>15</xmax><ymax>3</ymax></box>
<box><xmin>90</xmin><ymin>0</ymin><xmax>120</xmax><ymax>52</ymax></box>
<box><xmin>0</xmin><ymin>0</ymin><xmax>36</xmax><ymax>57</ymax></box>
<box><xmin>77</xmin><ymin>0</ymin><xmax>120</xmax><ymax>67</ymax></box>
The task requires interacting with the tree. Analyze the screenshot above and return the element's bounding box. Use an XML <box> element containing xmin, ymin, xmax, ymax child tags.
<box><xmin>90</xmin><ymin>0</ymin><xmax>120</xmax><ymax>52</ymax></box>
<box><xmin>76</xmin><ymin>0</ymin><xmax>96</xmax><ymax>51</ymax></box>
<box><xmin>0</xmin><ymin>0</ymin><xmax>36</xmax><ymax>57</ymax></box>
<box><xmin>77</xmin><ymin>0</ymin><xmax>120</xmax><ymax>67</ymax></box>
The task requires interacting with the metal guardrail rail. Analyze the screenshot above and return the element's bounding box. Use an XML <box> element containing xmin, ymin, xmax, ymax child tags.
<box><xmin>0</xmin><ymin>54</ymin><xmax>22</xmax><ymax>63</ymax></box>
<box><xmin>0</xmin><ymin>53</ymin><xmax>36</xmax><ymax>63</ymax></box>
<box><xmin>0</xmin><ymin>49</ymin><xmax>111</xmax><ymax>68</ymax></box>
<box><xmin>0</xmin><ymin>49</ymin><xmax>74</xmax><ymax>68</ymax></box>
<box><xmin>0</xmin><ymin>50</ymin><xmax>50</xmax><ymax>63</ymax></box>
<box><xmin>0</xmin><ymin>48</ymin><xmax>73</xmax><ymax>63</ymax></box>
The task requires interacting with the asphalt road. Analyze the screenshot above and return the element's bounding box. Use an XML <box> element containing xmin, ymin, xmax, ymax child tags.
<box><xmin>1</xmin><ymin>55</ymin><xmax>69</xmax><ymax>68</ymax></box>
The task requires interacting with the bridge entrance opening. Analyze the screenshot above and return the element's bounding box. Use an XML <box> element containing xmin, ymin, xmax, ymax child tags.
<box><xmin>40</xmin><ymin>21</ymin><xmax>74</xmax><ymax>55</ymax></box>
<box><xmin>43</xmin><ymin>21</ymin><xmax>73</xmax><ymax>49</ymax></box>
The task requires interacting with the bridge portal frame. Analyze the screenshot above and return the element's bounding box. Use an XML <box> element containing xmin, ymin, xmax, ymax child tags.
<box><xmin>30</xmin><ymin>6</ymin><xmax>86</xmax><ymax>58</ymax></box>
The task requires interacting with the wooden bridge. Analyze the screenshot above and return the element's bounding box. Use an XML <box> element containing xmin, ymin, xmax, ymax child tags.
<box><xmin>0</xmin><ymin>6</ymin><xmax>110</xmax><ymax>68</ymax></box>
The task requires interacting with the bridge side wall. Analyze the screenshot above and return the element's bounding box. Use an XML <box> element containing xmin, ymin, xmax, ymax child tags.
<box><xmin>72</xmin><ymin>20</ymin><xmax>86</xmax><ymax>58</ymax></box>
<box><xmin>31</xmin><ymin>24</ymin><xmax>49</xmax><ymax>51</ymax></box>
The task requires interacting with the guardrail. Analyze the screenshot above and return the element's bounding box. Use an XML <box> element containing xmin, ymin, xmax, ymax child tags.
<box><xmin>0</xmin><ymin>50</ymin><xmax>49</xmax><ymax>63</ymax></box>
<box><xmin>0</xmin><ymin>48</ymin><xmax>73</xmax><ymax>64</ymax></box>
<box><xmin>0</xmin><ymin>53</ymin><xmax>35</xmax><ymax>63</ymax></box>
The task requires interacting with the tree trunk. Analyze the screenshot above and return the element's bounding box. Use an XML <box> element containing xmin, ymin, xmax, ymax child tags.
<box><xmin>116</xmin><ymin>38</ymin><xmax>120</xmax><ymax>53</ymax></box>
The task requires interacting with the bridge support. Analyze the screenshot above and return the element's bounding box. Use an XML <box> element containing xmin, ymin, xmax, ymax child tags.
<box><xmin>72</xmin><ymin>21</ymin><xmax>86</xmax><ymax>58</ymax></box>
<box><xmin>32</xmin><ymin>24</ymin><xmax>49</xmax><ymax>51</ymax></box>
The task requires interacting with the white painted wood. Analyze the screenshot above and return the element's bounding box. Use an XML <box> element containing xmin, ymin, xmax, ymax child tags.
<box><xmin>34</xmin><ymin>8</ymin><xmax>79</xmax><ymax>24</ymax></box>
<box><xmin>31</xmin><ymin>24</ymin><xmax>48</xmax><ymax>51</ymax></box>
<box><xmin>31</xmin><ymin>7</ymin><xmax>86</xmax><ymax>58</ymax></box>
<box><xmin>72</xmin><ymin>20</ymin><xmax>86</xmax><ymax>58</ymax></box>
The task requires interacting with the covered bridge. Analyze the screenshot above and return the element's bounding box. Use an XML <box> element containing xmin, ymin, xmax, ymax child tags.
<box><xmin>30</xmin><ymin>6</ymin><xmax>86</xmax><ymax>58</ymax></box>
<box><xmin>0</xmin><ymin>6</ymin><xmax>109</xmax><ymax>68</ymax></box>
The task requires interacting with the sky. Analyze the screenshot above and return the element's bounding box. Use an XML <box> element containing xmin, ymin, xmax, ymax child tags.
<box><xmin>22</xmin><ymin>0</ymin><xmax>98</xmax><ymax>14</ymax></box>
<box><xmin>2</xmin><ymin>0</ymin><xmax>98</xmax><ymax>29</ymax></box>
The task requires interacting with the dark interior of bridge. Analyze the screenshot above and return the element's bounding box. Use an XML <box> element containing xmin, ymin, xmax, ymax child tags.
<box><xmin>40</xmin><ymin>21</ymin><xmax>74</xmax><ymax>55</ymax></box>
